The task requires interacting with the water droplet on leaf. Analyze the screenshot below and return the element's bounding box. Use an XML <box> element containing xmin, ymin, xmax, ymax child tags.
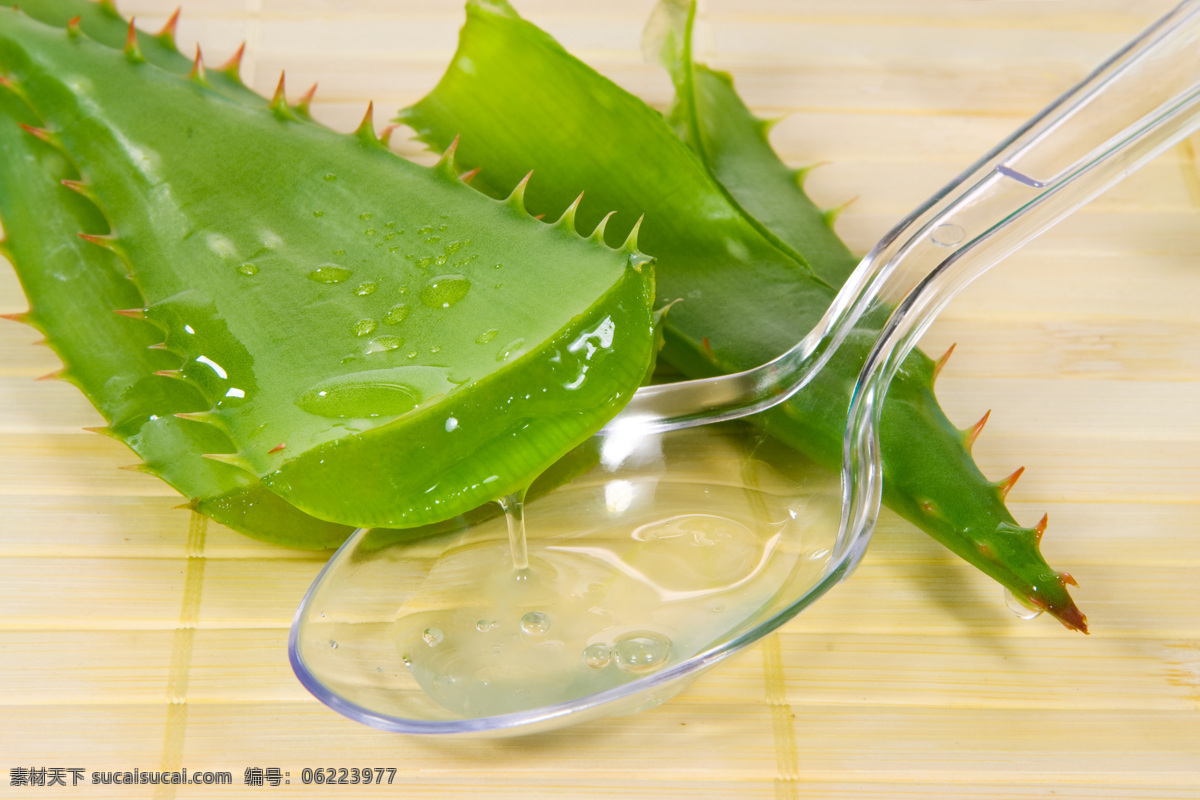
<box><xmin>420</xmin><ymin>274</ymin><xmax>471</xmax><ymax>309</ymax></box>
<box><xmin>308</xmin><ymin>264</ymin><xmax>352</xmax><ymax>284</ymax></box>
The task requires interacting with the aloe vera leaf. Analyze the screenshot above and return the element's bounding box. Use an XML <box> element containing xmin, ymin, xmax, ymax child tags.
<box><xmin>0</xmin><ymin>2</ymin><xmax>361</xmax><ymax>547</ymax></box>
<box><xmin>0</xmin><ymin>8</ymin><xmax>656</xmax><ymax>529</ymax></box>
<box><xmin>397</xmin><ymin>0</ymin><xmax>1085</xmax><ymax>630</ymax></box>
<box><xmin>651</xmin><ymin>2</ymin><xmax>1083</xmax><ymax>626</ymax></box>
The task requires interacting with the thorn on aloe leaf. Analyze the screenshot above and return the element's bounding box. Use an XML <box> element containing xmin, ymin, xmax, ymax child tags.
<box><xmin>36</xmin><ymin>369</ymin><xmax>65</xmax><ymax>382</ymax></box>
<box><xmin>113</xmin><ymin>308</ymin><xmax>145</xmax><ymax>320</ymax></box>
<box><xmin>61</xmin><ymin>179</ymin><xmax>93</xmax><ymax>201</ymax></box>
<box><xmin>964</xmin><ymin>409</ymin><xmax>991</xmax><ymax>451</ymax></box>
<box><xmin>269</xmin><ymin>72</ymin><xmax>294</xmax><ymax>120</ymax></box>
<box><xmin>458</xmin><ymin>167</ymin><xmax>481</xmax><ymax>184</ymax></box>
<box><xmin>555</xmin><ymin>192</ymin><xmax>584</xmax><ymax>231</ymax></box>
<box><xmin>621</xmin><ymin>215</ymin><xmax>645</xmax><ymax>253</ymax></box>
<box><xmin>123</xmin><ymin>18</ymin><xmax>144</xmax><ymax>63</ymax></box>
<box><xmin>1059</xmin><ymin>571</ymin><xmax>1079</xmax><ymax>588</ymax></box>
<box><xmin>1034</xmin><ymin>513</ymin><xmax>1049</xmax><ymax>545</ymax></box>
<box><xmin>97</xmin><ymin>0</ymin><xmax>121</xmax><ymax>19</ymax></box>
<box><xmin>219</xmin><ymin>42</ymin><xmax>246</xmax><ymax>81</ymax></box>
<box><xmin>354</xmin><ymin>101</ymin><xmax>377</xmax><ymax>145</ymax></box>
<box><xmin>78</xmin><ymin>232</ymin><xmax>121</xmax><ymax>253</ymax></box>
<box><xmin>997</xmin><ymin>466</ymin><xmax>1025</xmax><ymax>500</ymax></box>
<box><xmin>187</xmin><ymin>45</ymin><xmax>208</xmax><ymax>85</ymax></box>
<box><xmin>118</xmin><ymin>463</ymin><xmax>155</xmax><ymax>474</ymax></box>
<box><xmin>18</xmin><ymin>123</ymin><xmax>55</xmax><ymax>145</ymax></box>
<box><xmin>823</xmin><ymin>195</ymin><xmax>857</xmax><ymax>228</ymax></box>
<box><xmin>435</xmin><ymin>135</ymin><xmax>460</xmax><ymax>171</ymax></box>
<box><xmin>154</xmin><ymin>368</ymin><xmax>184</xmax><ymax>381</ymax></box>
<box><xmin>82</xmin><ymin>425</ymin><xmax>117</xmax><ymax>439</ymax></box>
<box><xmin>378</xmin><ymin>124</ymin><xmax>399</xmax><ymax>147</ymax></box>
<box><xmin>506</xmin><ymin>170</ymin><xmax>533</xmax><ymax>213</ymax></box>
<box><xmin>157</xmin><ymin>7</ymin><xmax>181</xmax><ymax>49</ymax></box>
<box><xmin>0</xmin><ymin>311</ymin><xmax>32</xmax><ymax>325</ymax></box>
<box><xmin>792</xmin><ymin>161</ymin><xmax>828</xmax><ymax>190</ymax></box>
<box><xmin>66</xmin><ymin>16</ymin><xmax>83</xmax><ymax>39</ymax></box>
<box><xmin>932</xmin><ymin>342</ymin><xmax>956</xmax><ymax>383</ymax></box>
<box><xmin>590</xmin><ymin>210</ymin><xmax>616</xmax><ymax>244</ymax></box>
<box><xmin>268</xmin><ymin>442</ymin><xmax>287</xmax><ymax>454</ymax></box>
<box><xmin>296</xmin><ymin>83</ymin><xmax>318</xmax><ymax>118</ymax></box>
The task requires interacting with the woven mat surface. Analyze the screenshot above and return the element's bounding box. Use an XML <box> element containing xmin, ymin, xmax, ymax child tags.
<box><xmin>1</xmin><ymin>1</ymin><xmax>1198</xmax><ymax>797</ymax></box>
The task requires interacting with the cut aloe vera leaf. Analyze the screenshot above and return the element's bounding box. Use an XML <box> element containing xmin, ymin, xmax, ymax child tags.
<box><xmin>0</xmin><ymin>8</ymin><xmax>655</xmax><ymax>529</ymax></box>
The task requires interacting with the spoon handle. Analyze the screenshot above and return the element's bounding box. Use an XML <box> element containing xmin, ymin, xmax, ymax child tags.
<box><xmin>839</xmin><ymin>0</ymin><xmax>1200</xmax><ymax>556</ymax></box>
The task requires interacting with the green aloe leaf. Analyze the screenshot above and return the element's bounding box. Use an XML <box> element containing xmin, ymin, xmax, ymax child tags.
<box><xmin>398</xmin><ymin>0</ymin><xmax>1085</xmax><ymax>630</ymax></box>
<box><xmin>0</xmin><ymin>0</ymin><xmax>360</xmax><ymax>548</ymax></box>
<box><xmin>0</xmin><ymin>7</ymin><xmax>655</xmax><ymax>530</ymax></box>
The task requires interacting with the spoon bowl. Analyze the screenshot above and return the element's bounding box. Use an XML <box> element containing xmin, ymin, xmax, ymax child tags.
<box><xmin>291</xmin><ymin>0</ymin><xmax>1200</xmax><ymax>735</ymax></box>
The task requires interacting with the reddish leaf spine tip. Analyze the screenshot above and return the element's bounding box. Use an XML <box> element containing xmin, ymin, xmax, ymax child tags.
<box><xmin>0</xmin><ymin>311</ymin><xmax>31</xmax><ymax>324</ymax></box>
<box><xmin>702</xmin><ymin>336</ymin><xmax>715</xmax><ymax>360</ymax></box>
<box><xmin>187</xmin><ymin>45</ymin><xmax>207</xmax><ymax>84</ymax></box>
<box><xmin>66</xmin><ymin>16</ymin><xmax>83</xmax><ymax>38</ymax></box>
<box><xmin>18</xmin><ymin>123</ymin><xmax>54</xmax><ymax>144</ymax></box>
<box><xmin>823</xmin><ymin>195</ymin><xmax>858</xmax><ymax>227</ymax></box>
<box><xmin>118</xmin><ymin>463</ymin><xmax>154</xmax><ymax>474</ymax></box>
<box><xmin>35</xmin><ymin>369</ymin><xmax>64</xmax><ymax>382</ymax></box>
<box><xmin>965</xmin><ymin>409</ymin><xmax>991</xmax><ymax>451</ymax></box>
<box><xmin>158</xmin><ymin>7</ymin><xmax>181</xmax><ymax>47</ymax></box>
<box><xmin>123</xmin><ymin>18</ymin><xmax>144</xmax><ymax>63</ymax></box>
<box><xmin>0</xmin><ymin>75</ymin><xmax>13</xmax><ymax>91</ymax></box>
<box><xmin>78</xmin><ymin>232</ymin><xmax>119</xmax><ymax>252</ymax></box>
<box><xmin>1033</xmin><ymin>513</ymin><xmax>1049</xmax><ymax>545</ymax></box>
<box><xmin>296</xmin><ymin>83</ymin><xmax>318</xmax><ymax>117</ymax></box>
<box><xmin>1059</xmin><ymin>571</ymin><xmax>1079</xmax><ymax>588</ymax></box>
<box><xmin>932</xmin><ymin>342</ymin><xmax>956</xmax><ymax>383</ymax></box>
<box><xmin>354</xmin><ymin>101</ymin><xmax>376</xmax><ymax>142</ymax></box>
<box><xmin>82</xmin><ymin>425</ymin><xmax>113</xmax><ymax>437</ymax></box>
<box><xmin>61</xmin><ymin>179</ymin><xmax>92</xmax><ymax>199</ymax></box>
<box><xmin>269</xmin><ymin>71</ymin><xmax>287</xmax><ymax>109</ymax></box>
<box><xmin>458</xmin><ymin>167</ymin><xmax>481</xmax><ymax>184</ymax></box>
<box><xmin>533</xmin><ymin>213</ymin><xmax>545</xmax><ymax>221</ymax></box>
<box><xmin>378</xmin><ymin>124</ymin><xmax>399</xmax><ymax>147</ymax></box>
<box><xmin>147</xmin><ymin>342</ymin><xmax>169</xmax><ymax>350</ymax></box>
<box><xmin>113</xmin><ymin>308</ymin><xmax>145</xmax><ymax>319</ymax></box>
<box><xmin>436</xmin><ymin>135</ymin><xmax>461</xmax><ymax>171</ymax></box>
<box><xmin>997</xmin><ymin>466</ymin><xmax>1025</xmax><ymax>500</ymax></box>
<box><xmin>154</xmin><ymin>369</ymin><xmax>183</xmax><ymax>380</ymax></box>
<box><xmin>268</xmin><ymin>443</ymin><xmax>286</xmax><ymax>454</ymax></box>
<box><xmin>219</xmin><ymin>42</ymin><xmax>246</xmax><ymax>80</ymax></box>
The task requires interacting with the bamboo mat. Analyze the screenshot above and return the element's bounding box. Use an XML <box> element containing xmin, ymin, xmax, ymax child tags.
<box><xmin>2</xmin><ymin>1</ymin><xmax>1198</xmax><ymax>797</ymax></box>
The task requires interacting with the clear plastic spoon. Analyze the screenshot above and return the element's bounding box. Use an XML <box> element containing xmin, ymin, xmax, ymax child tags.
<box><xmin>290</xmin><ymin>0</ymin><xmax>1200</xmax><ymax>735</ymax></box>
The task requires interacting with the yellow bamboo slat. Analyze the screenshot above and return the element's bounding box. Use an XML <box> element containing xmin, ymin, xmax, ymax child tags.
<box><xmin>0</xmin><ymin>1</ymin><xmax>1197</xmax><ymax>798</ymax></box>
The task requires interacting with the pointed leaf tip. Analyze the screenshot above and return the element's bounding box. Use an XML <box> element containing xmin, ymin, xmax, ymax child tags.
<box><xmin>505</xmin><ymin>170</ymin><xmax>534</xmax><ymax>211</ymax></box>
<box><xmin>79</xmin><ymin>232</ymin><xmax>119</xmax><ymax>252</ymax></box>
<box><xmin>997</xmin><ymin>466</ymin><xmax>1025</xmax><ymax>500</ymax></box>
<box><xmin>591</xmin><ymin>210</ymin><xmax>617</xmax><ymax>243</ymax></box>
<box><xmin>964</xmin><ymin>409</ymin><xmax>991</xmax><ymax>451</ymax></box>
<box><xmin>187</xmin><ymin>45</ymin><xmax>207</xmax><ymax>85</ymax></box>
<box><xmin>823</xmin><ymin>195</ymin><xmax>858</xmax><ymax>228</ymax></box>
<box><xmin>435</xmin><ymin>135</ymin><xmax>460</xmax><ymax>171</ymax></box>
<box><xmin>18</xmin><ymin>123</ymin><xmax>54</xmax><ymax>144</ymax></box>
<box><xmin>123</xmin><ymin>18</ymin><xmax>144</xmax><ymax>63</ymax></box>
<box><xmin>622</xmin><ymin>215</ymin><xmax>645</xmax><ymax>253</ymax></box>
<box><xmin>219</xmin><ymin>42</ymin><xmax>246</xmax><ymax>80</ymax></box>
<box><xmin>269</xmin><ymin>72</ymin><xmax>294</xmax><ymax>119</ymax></box>
<box><xmin>158</xmin><ymin>7</ymin><xmax>180</xmax><ymax>47</ymax></box>
<box><xmin>297</xmin><ymin>83</ymin><xmax>317</xmax><ymax>117</ymax></box>
<box><xmin>354</xmin><ymin>102</ymin><xmax>377</xmax><ymax>143</ymax></box>
<box><xmin>932</xmin><ymin>342</ymin><xmax>956</xmax><ymax>382</ymax></box>
<box><xmin>556</xmin><ymin>191</ymin><xmax>584</xmax><ymax>230</ymax></box>
<box><xmin>1034</xmin><ymin>513</ymin><xmax>1048</xmax><ymax>544</ymax></box>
